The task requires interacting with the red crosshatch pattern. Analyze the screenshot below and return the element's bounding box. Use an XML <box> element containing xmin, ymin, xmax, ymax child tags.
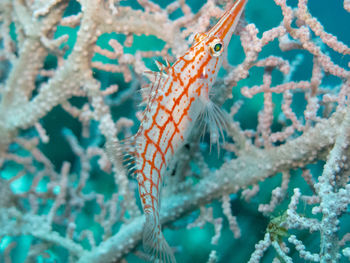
<box><xmin>133</xmin><ymin>0</ymin><xmax>248</xmax><ymax>261</ymax></box>
<box><xmin>136</xmin><ymin>54</ymin><xmax>213</xmax><ymax>216</ymax></box>
<box><xmin>135</xmin><ymin>0</ymin><xmax>248</xmax><ymax>217</ymax></box>
<box><xmin>136</xmin><ymin>1</ymin><xmax>245</xmax><ymax>213</ymax></box>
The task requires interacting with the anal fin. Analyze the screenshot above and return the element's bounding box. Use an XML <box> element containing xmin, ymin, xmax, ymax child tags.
<box><xmin>105</xmin><ymin>136</ymin><xmax>138</xmax><ymax>176</ymax></box>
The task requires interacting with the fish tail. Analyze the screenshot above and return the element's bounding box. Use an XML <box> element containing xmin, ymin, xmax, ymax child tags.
<box><xmin>143</xmin><ymin>212</ymin><xmax>176</xmax><ymax>263</ymax></box>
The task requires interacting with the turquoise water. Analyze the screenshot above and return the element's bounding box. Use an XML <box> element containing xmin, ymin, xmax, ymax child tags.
<box><xmin>1</xmin><ymin>0</ymin><xmax>349</xmax><ymax>262</ymax></box>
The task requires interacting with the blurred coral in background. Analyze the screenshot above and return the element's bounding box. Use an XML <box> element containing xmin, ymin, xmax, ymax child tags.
<box><xmin>0</xmin><ymin>0</ymin><xmax>349</xmax><ymax>262</ymax></box>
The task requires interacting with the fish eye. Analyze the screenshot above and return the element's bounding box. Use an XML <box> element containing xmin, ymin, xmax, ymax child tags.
<box><xmin>214</xmin><ymin>43</ymin><xmax>222</xmax><ymax>52</ymax></box>
<box><xmin>209</xmin><ymin>39</ymin><xmax>223</xmax><ymax>57</ymax></box>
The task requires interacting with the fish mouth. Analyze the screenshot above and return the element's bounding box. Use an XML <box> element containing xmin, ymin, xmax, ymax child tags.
<box><xmin>207</xmin><ymin>0</ymin><xmax>248</xmax><ymax>47</ymax></box>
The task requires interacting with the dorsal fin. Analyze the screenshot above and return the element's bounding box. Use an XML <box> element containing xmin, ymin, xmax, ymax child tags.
<box><xmin>142</xmin><ymin>59</ymin><xmax>170</xmax><ymax>95</ymax></box>
<box><xmin>164</xmin><ymin>58</ymin><xmax>171</xmax><ymax>68</ymax></box>
<box><xmin>143</xmin><ymin>70</ymin><xmax>166</xmax><ymax>83</ymax></box>
<box><xmin>143</xmin><ymin>70</ymin><xmax>157</xmax><ymax>83</ymax></box>
<box><xmin>141</xmin><ymin>69</ymin><xmax>167</xmax><ymax>106</ymax></box>
<box><xmin>139</xmin><ymin>83</ymin><xmax>151</xmax><ymax>107</ymax></box>
<box><xmin>154</xmin><ymin>59</ymin><xmax>170</xmax><ymax>74</ymax></box>
<box><xmin>155</xmin><ymin>59</ymin><xmax>165</xmax><ymax>72</ymax></box>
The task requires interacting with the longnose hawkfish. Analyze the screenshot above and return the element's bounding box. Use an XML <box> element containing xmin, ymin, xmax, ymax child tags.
<box><xmin>118</xmin><ymin>0</ymin><xmax>248</xmax><ymax>262</ymax></box>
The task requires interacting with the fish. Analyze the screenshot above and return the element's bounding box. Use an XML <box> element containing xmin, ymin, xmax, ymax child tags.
<box><xmin>130</xmin><ymin>0</ymin><xmax>248</xmax><ymax>262</ymax></box>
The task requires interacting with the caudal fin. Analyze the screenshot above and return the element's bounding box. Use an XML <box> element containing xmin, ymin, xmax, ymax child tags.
<box><xmin>143</xmin><ymin>213</ymin><xmax>176</xmax><ymax>263</ymax></box>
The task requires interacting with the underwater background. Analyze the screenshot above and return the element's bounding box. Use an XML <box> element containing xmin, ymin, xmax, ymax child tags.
<box><xmin>1</xmin><ymin>0</ymin><xmax>350</xmax><ymax>262</ymax></box>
